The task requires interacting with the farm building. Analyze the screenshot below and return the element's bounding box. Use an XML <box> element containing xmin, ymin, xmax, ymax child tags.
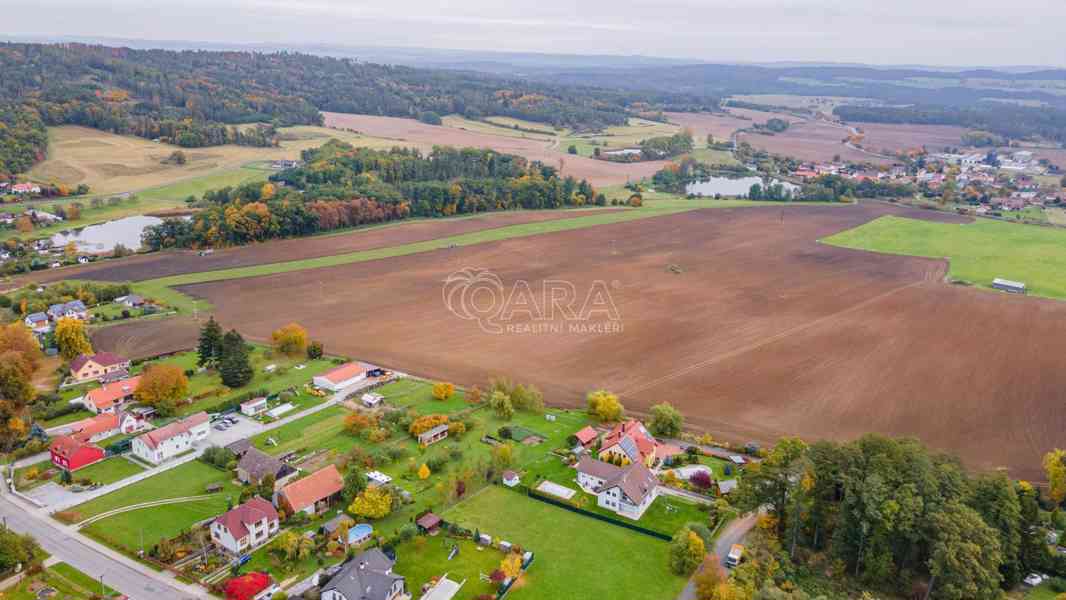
<box><xmin>992</xmin><ymin>278</ymin><xmax>1027</xmax><ymax>294</ymax></box>
<box><xmin>361</xmin><ymin>392</ymin><xmax>383</xmax><ymax>408</ymax></box>
<box><xmin>23</xmin><ymin>312</ymin><xmax>51</xmax><ymax>334</ymax></box>
<box><xmin>418</xmin><ymin>424</ymin><xmax>449</xmax><ymax>446</ymax></box>
<box><xmin>312</xmin><ymin>361</ymin><xmax>373</xmax><ymax>391</ymax></box>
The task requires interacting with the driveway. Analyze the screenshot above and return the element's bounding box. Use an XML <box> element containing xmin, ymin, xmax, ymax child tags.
<box><xmin>675</xmin><ymin>512</ymin><xmax>758</xmax><ymax>600</ymax></box>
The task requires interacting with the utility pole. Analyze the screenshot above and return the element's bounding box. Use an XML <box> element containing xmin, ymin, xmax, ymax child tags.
<box><xmin>100</xmin><ymin>574</ymin><xmax>105</xmax><ymax>597</ymax></box>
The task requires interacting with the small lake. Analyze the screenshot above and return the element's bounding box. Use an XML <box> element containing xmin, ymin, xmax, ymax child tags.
<box><xmin>685</xmin><ymin>176</ymin><xmax>799</xmax><ymax>198</ymax></box>
<box><xmin>51</xmin><ymin>215</ymin><xmax>164</xmax><ymax>253</ymax></box>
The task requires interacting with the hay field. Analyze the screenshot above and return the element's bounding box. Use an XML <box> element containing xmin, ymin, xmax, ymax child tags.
<box><xmin>26</xmin><ymin>125</ymin><xmax>396</xmax><ymax>196</ymax></box>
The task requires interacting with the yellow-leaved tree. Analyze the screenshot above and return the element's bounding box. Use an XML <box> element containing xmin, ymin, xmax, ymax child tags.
<box><xmin>134</xmin><ymin>364</ymin><xmax>189</xmax><ymax>416</ymax></box>
<box><xmin>271</xmin><ymin>322</ymin><xmax>308</xmax><ymax>357</ymax></box>
<box><xmin>54</xmin><ymin>317</ymin><xmax>92</xmax><ymax>360</ymax></box>
<box><xmin>418</xmin><ymin>463</ymin><xmax>431</xmax><ymax>480</ymax></box>
<box><xmin>1044</xmin><ymin>448</ymin><xmax>1066</xmax><ymax>505</ymax></box>
<box><xmin>349</xmin><ymin>486</ymin><xmax>392</xmax><ymax>519</ymax></box>
<box><xmin>586</xmin><ymin>389</ymin><xmax>624</xmax><ymax>422</ymax></box>
<box><xmin>432</xmin><ymin>382</ymin><xmax>455</xmax><ymax>401</ymax></box>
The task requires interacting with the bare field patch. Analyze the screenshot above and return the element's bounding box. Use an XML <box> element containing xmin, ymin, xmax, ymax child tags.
<box><xmin>322</xmin><ymin>112</ymin><xmax>668</xmax><ymax>186</ymax></box>
<box><xmin>165</xmin><ymin>201</ymin><xmax>1065</xmax><ymax>479</ymax></box>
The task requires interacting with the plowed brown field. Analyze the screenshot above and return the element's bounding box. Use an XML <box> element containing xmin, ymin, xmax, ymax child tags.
<box><xmin>156</xmin><ymin>202</ymin><xmax>1066</xmax><ymax>479</ymax></box>
<box><xmin>18</xmin><ymin>209</ymin><xmax>619</xmax><ymax>285</ymax></box>
<box><xmin>322</xmin><ymin>112</ymin><xmax>668</xmax><ymax>186</ymax></box>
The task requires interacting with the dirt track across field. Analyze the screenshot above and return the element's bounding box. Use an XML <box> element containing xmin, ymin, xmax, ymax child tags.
<box><xmin>322</xmin><ymin>112</ymin><xmax>668</xmax><ymax>187</ymax></box>
<box><xmin>17</xmin><ymin>209</ymin><xmax>619</xmax><ymax>285</ymax></box>
<box><xmin>156</xmin><ymin>201</ymin><xmax>1066</xmax><ymax>479</ymax></box>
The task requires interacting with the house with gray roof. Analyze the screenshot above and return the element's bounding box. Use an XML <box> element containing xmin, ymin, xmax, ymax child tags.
<box><xmin>237</xmin><ymin>447</ymin><xmax>297</xmax><ymax>488</ymax></box>
<box><xmin>576</xmin><ymin>456</ymin><xmax>660</xmax><ymax>520</ymax></box>
<box><xmin>47</xmin><ymin>300</ymin><xmax>88</xmax><ymax>321</ymax></box>
<box><xmin>320</xmin><ymin>548</ymin><xmax>406</xmax><ymax>600</ymax></box>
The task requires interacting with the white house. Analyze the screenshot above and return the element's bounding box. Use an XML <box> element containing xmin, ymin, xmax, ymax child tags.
<box><xmin>23</xmin><ymin>312</ymin><xmax>51</xmax><ymax>334</ymax></box>
<box><xmin>131</xmin><ymin>412</ymin><xmax>210</xmax><ymax>464</ymax></box>
<box><xmin>576</xmin><ymin>456</ymin><xmax>660</xmax><ymax>520</ymax></box>
<box><xmin>312</xmin><ymin>362</ymin><xmax>372</xmax><ymax>392</ymax></box>
<box><xmin>361</xmin><ymin>393</ymin><xmax>383</xmax><ymax>408</ymax></box>
<box><xmin>210</xmin><ymin>497</ymin><xmax>280</xmax><ymax>555</ymax></box>
<box><xmin>240</xmin><ymin>397</ymin><xmax>268</xmax><ymax>416</ymax></box>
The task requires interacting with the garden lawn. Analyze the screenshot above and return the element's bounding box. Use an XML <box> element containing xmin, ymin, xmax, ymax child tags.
<box><xmin>251</xmin><ymin>405</ymin><xmax>355</xmax><ymax>457</ymax></box>
<box><xmin>392</xmin><ymin>538</ymin><xmax>503</xmax><ymax>600</ymax></box>
<box><xmin>5</xmin><ymin>562</ymin><xmax>119</xmax><ymax>599</ymax></box>
<box><xmin>697</xmin><ymin>455</ymin><xmax>737</xmax><ymax>480</ymax></box>
<box><xmin>136</xmin><ymin>347</ymin><xmax>336</xmax><ymax>416</ymax></box>
<box><xmin>1024</xmin><ymin>582</ymin><xmax>1060</xmax><ymax>600</ymax></box>
<box><xmin>82</xmin><ymin>496</ymin><xmax>232</xmax><ymax>554</ymax></box>
<box><xmin>62</xmin><ymin>460</ymin><xmax>240</xmax><ymax>521</ymax></box>
<box><xmin>823</xmin><ymin>215</ymin><xmax>1066</xmax><ymax>300</ymax></box>
<box><xmin>73</xmin><ymin>457</ymin><xmax>145</xmax><ymax>486</ymax></box>
<box><xmin>39</xmin><ymin>407</ymin><xmax>93</xmax><ymax>428</ymax></box>
<box><xmin>445</xmin><ymin>486</ymin><xmax>688</xmax><ymax>600</ymax></box>
<box><xmin>378</xmin><ymin>379</ymin><xmax>470</xmax><ymax>415</ymax></box>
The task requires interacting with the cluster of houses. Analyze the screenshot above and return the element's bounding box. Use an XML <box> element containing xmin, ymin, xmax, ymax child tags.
<box><xmin>208</xmin><ymin>460</ymin><xmax>344</xmax><ymax>555</ymax></box>
<box><xmin>23</xmin><ymin>299</ymin><xmax>88</xmax><ymax>334</ymax></box>
<box><xmin>789</xmin><ymin>149</ymin><xmax>1063</xmax><ymax>214</ymax></box>
<box><xmin>569</xmin><ymin>420</ymin><xmax>683</xmax><ymax>520</ymax></box>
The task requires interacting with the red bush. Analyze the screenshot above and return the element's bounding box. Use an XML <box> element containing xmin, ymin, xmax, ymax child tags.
<box><xmin>224</xmin><ymin>572</ymin><xmax>271</xmax><ymax>600</ymax></box>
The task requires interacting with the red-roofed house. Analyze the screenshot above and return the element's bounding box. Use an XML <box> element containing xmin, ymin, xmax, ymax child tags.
<box><xmin>277</xmin><ymin>464</ymin><xmax>343</xmax><ymax>515</ymax></box>
<box><xmin>312</xmin><ymin>362</ymin><xmax>373</xmax><ymax>392</ymax></box>
<box><xmin>70</xmin><ymin>412</ymin><xmax>120</xmax><ymax>444</ymax></box>
<box><xmin>598</xmin><ymin>419</ymin><xmax>674</xmax><ymax>468</ymax></box>
<box><xmin>50</xmin><ymin>435</ymin><xmax>106</xmax><ymax>471</ymax></box>
<box><xmin>131</xmin><ymin>412</ymin><xmax>210</xmax><ymax>464</ymax></box>
<box><xmin>70</xmin><ymin>352</ymin><xmax>131</xmax><ymax>384</ymax></box>
<box><xmin>573</xmin><ymin>426</ymin><xmax>599</xmax><ymax>449</ymax></box>
<box><xmin>211</xmin><ymin>497</ymin><xmax>280</xmax><ymax>555</ymax></box>
<box><xmin>81</xmin><ymin>375</ymin><xmax>142</xmax><ymax>414</ymax></box>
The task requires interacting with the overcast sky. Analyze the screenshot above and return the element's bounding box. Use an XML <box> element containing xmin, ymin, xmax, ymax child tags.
<box><xmin>7</xmin><ymin>0</ymin><xmax>1065</xmax><ymax>67</ymax></box>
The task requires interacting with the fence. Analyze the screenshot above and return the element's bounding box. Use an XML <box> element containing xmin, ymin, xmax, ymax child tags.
<box><xmin>524</xmin><ymin>487</ymin><xmax>671</xmax><ymax>541</ymax></box>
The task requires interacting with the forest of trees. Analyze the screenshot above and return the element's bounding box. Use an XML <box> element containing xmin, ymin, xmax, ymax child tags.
<box><xmin>835</xmin><ymin>103</ymin><xmax>1066</xmax><ymax>145</ymax></box>
<box><xmin>727</xmin><ymin>435</ymin><xmax>1060</xmax><ymax>599</ymax></box>
<box><xmin>0</xmin><ymin>102</ymin><xmax>48</xmax><ymax>178</ymax></box>
<box><xmin>0</xmin><ymin>42</ymin><xmax>676</xmax><ymax>177</ymax></box>
<box><xmin>639</xmin><ymin>130</ymin><xmax>695</xmax><ymax>160</ymax></box>
<box><xmin>142</xmin><ymin>140</ymin><xmax>603</xmax><ymax>249</ymax></box>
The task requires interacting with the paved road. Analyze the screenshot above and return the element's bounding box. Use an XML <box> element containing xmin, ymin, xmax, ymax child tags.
<box><xmin>675</xmin><ymin>512</ymin><xmax>758</xmax><ymax>600</ymax></box>
<box><xmin>0</xmin><ymin>479</ymin><xmax>208</xmax><ymax>600</ymax></box>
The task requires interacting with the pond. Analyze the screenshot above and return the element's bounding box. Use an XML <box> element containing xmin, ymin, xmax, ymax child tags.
<box><xmin>51</xmin><ymin>215</ymin><xmax>163</xmax><ymax>253</ymax></box>
<box><xmin>685</xmin><ymin>176</ymin><xmax>799</xmax><ymax>198</ymax></box>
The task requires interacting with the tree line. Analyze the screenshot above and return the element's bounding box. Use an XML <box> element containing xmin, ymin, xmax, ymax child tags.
<box><xmin>835</xmin><ymin>103</ymin><xmax>1066</xmax><ymax>146</ymax></box>
<box><xmin>142</xmin><ymin>141</ymin><xmax>604</xmax><ymax>249</ymax></box>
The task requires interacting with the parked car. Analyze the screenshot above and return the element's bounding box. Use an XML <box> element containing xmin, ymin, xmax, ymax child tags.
<box><xmin>1024</xmin><ymin>573</ymin><xmax>1048</xmax><ymax>586</ymax></box>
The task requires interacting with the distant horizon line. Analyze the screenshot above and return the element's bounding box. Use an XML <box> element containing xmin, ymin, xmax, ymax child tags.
<box><xmin>2</xmin><ymin>33</ymin><xmax>1062</xmax><ymax>72</ymax></box>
